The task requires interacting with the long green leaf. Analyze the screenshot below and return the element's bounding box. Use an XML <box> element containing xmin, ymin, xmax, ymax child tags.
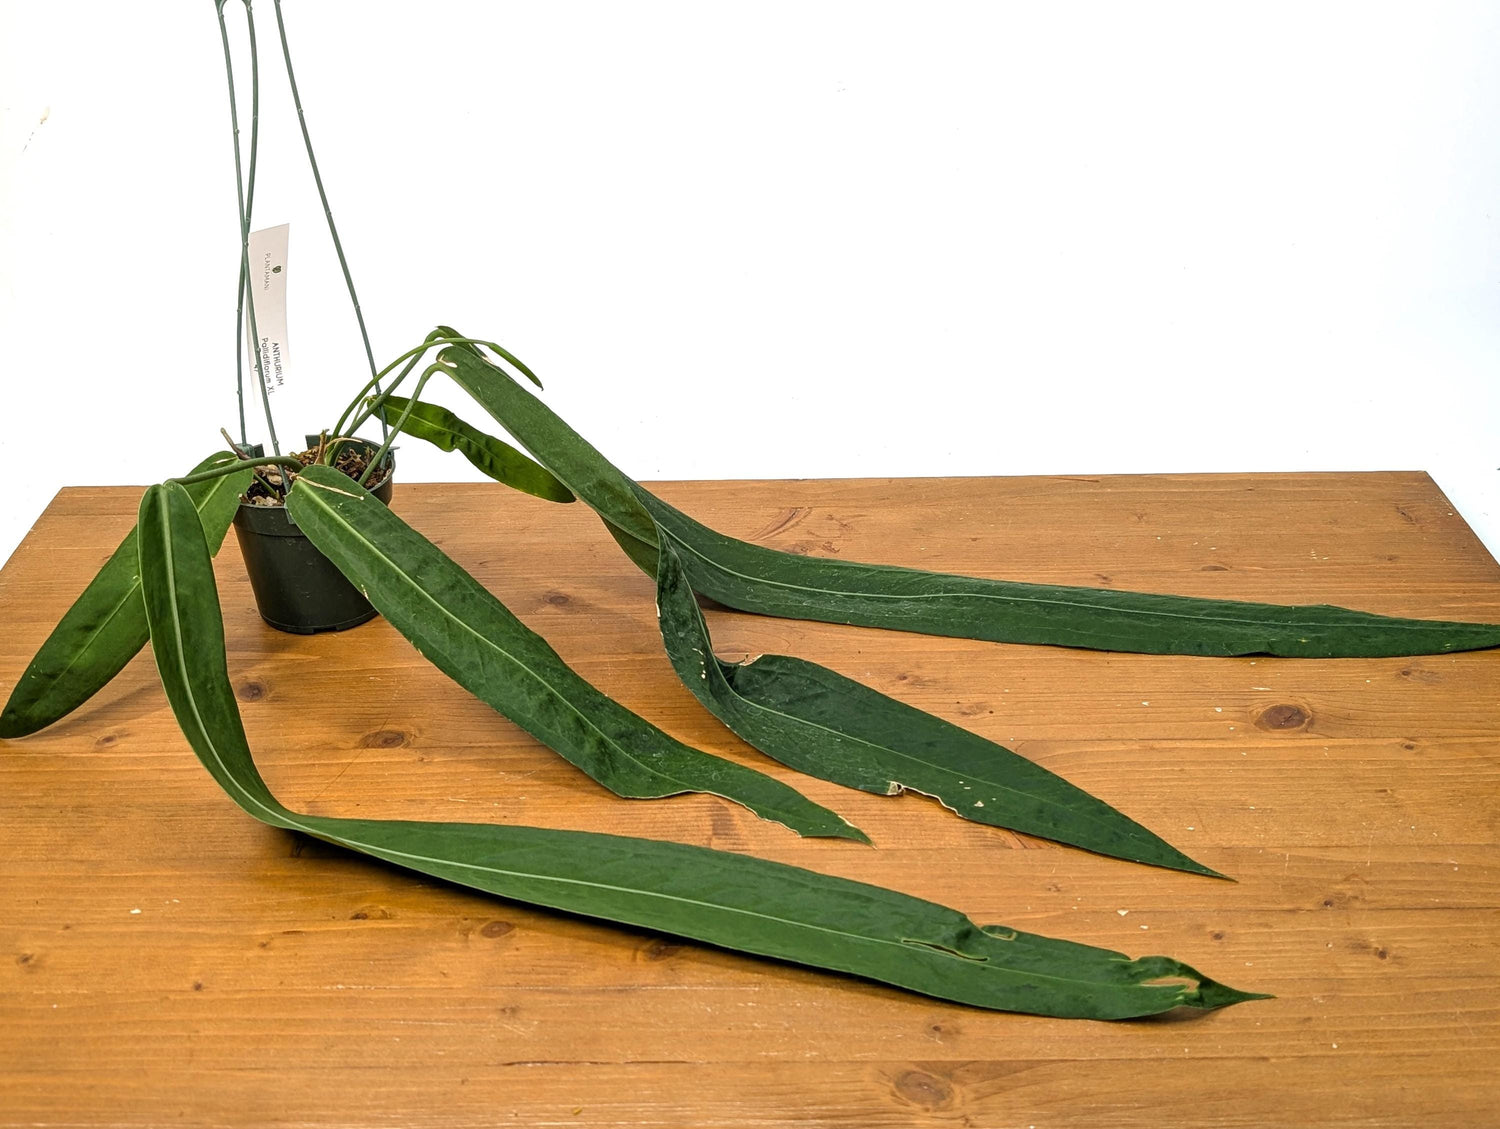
<box><xmin>283</xmin><ymin>464</ymin><xmax>863</xmax><ymax>842</ymax></box>
<box><xmin>380</xmin><ymin>392</ymin><xmax>1218</xmax><ymax>872</ymax></box>
<box><xmin>392</xmin><ymin>368</ymin><xmax>1213</xmax><ymax>870</ymax></box>
<box><xmin>135</xmin><ymin>478</ymin><xmax>1267</xmax><ymax>1019</ymax></box>
<box><xmin>374</xmin><ymin>394</ymin><xmax>574</xmax><ymax>503</ymax></box>
<box><xmin>435</xmin><ymin>343</ymin><xmax>1500</xmax><ymax>658</ymax></box>
<box><xmin>439</xmin><ymin>347</ymin><xmax>658</xmax><ymax>551</ymax></box>
<box><xmin>432</xmin><ymin>324</ymin><xmax>544</xmax><ymax>390</ymax></box>
<box><xmin>0</xmin><ymin>451</ymin><xmax>253</xmax><ymax>737</ymax></box>
<box><xmin>641</xmin><ymin>490</ymin><xmax>1500</xmax><ymax>658</ymax></box>
<box><xmin>654</xmin><ymin>534</ymin><xmax>1223</xmax><ymax>877</ymax></box>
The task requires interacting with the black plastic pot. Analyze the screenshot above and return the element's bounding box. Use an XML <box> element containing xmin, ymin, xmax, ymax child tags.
<box><xmin>232</xmin><ymin>437</ymin><xmax>394</xmax><ymax>634</ymax></box>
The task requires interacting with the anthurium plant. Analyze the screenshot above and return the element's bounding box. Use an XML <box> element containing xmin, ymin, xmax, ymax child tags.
<box><xmin>6</xmin><ymin>0</ymin><xmax>1499</xmax><ymax>1020</ymax></box>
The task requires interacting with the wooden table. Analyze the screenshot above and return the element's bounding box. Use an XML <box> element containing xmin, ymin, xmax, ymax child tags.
<box><xmin>2</xmin><ymin>473</ymin><xmax>1497</xmax><ymax>1127</ymax></box>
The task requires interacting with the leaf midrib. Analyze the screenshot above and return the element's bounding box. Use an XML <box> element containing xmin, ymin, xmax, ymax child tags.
<box><xmin>663</xmin><ymin>526</ymin><xmax>1452</xmax><ymax>635</ymax></box>
<box><xmin>718</xmin><ymin>658</ymin><xmax>1160</xmax><ymax>849</ymax></box>
<box><xmin>148</xmin><ymin>490</ymin><xmax>1199</xmax><ymax>1010</ymax></box>
<box><xmin>290</xmin><ymin>478</ymin><xmax>781</xmax><ymax>808</ymax></box>
<box><xmin>156</xmin><ymin>500</ymin><xmax>1087</xmax><ymax>991</ymax></box>
<box><xmin>33</xmin><ymin>470</ymin><xmax>241</xmax><ymax>710</ymax></box>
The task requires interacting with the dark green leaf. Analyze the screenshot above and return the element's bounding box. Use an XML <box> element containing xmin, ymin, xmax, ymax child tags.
<box><xmin>284</xmin><ymin>464</ymin><xmax>863</xmax><ymax>841</ymax></box>
<box><xmin>431</xmin><ymin>344</ymin><xmax>1221</xmax><ymax>866</ymax></box>
<box><xmin>374</xmin><ymin>394</ymin><xmax>574</xmax><ymax>503</ymax></box>
<box><xmin>654</xmin><ymin>534</ymin><xmax>1223</xmax><ymax>877</ymax></box>
<box><xmin>437</xmin><ymin>344</ymin><xmax>1500</xmax><ymax>658</ymax></box>
<box><xmin>642</xmin><ymin>490</ymin><xmax>1500</xmax><ymax>658</ymax></box>
<box><xmin>0</xmin><ymin>451</ymin><xmax>252</xmax><ymax>737</ymax></box>
<box><xmin>433</xmin><ymin>324</ymin><xmax>543</xmax><ymax>389</ymax></box>
<box><xmin>439</xmin><ymin>346</ymin><xmax>659</xmax><ymax>552</ymax></box>
<box><xmin>135</xmin><ymin>479</ymin><xmax>1266</xmax><ymax>1018</ymax></box>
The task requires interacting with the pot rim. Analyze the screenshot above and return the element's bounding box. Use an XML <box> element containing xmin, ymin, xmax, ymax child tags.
<box><xmin>234</xmin><ymin>439</ymin><xmax>395</xmax><ymax>517</ymax></box>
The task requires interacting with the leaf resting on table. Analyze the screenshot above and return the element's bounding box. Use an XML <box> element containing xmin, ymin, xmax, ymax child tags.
<box><xmin>640</xmin><ymin>489</ymin><xmax>1500</xmax><ymax>658</ymax></box>
<box><xmin>0</xmin><ymin>451</ymin><xmax>252</xmax><ymax>738</ymax></box>
<box><xmin>653</xmin><ymin>534</ymin><xmax>1224</xmax><ymax>878</ymax></box>
<box><xmin>433</xmin><ymin>342</ymin><xmax>1500</xmax><ymax>659</ymax></box>
<box><xmin>284</xmin><ymin>463</ymin><xmax>863</xmax><ymax>842</ymax></box>
<box><xmin>135</xmin><ymin>476</ymin><xmax>1268</xmax><ymax>1019</ymax></box>
<box><xmin>391</xmin><ymin>366</ymin><xmax>1215</xmax><ymax>872</ymax></box>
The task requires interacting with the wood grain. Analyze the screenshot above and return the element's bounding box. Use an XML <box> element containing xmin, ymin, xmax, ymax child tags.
<box><xmin>1</xmin><ymin>471</ymin><xmax>1497</xmax><ymax>1127</ymax></box>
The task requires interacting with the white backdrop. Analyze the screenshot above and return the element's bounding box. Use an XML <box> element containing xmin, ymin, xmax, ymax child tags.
<box><xmin>2</xmin><ymin>1</ymin><xmax>1496</xmax><ymax>574</ymax></box>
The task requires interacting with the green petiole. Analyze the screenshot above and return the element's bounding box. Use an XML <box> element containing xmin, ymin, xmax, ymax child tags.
<box><xmin>329</xmin><ymin>335</ymin><xmax>513</xmax><ymax>439</ymax></box>
<box><xmin>358</xmin><ymin>363</ymin><xmax>447</xmax><ymax>486</ymax></box>
<box><xmin>170</xmin><ymin>455</ymin><xmax>305</xmax><ymax>489</ymax></box>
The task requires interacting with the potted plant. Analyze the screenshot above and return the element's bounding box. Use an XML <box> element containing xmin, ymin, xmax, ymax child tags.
<box><xmin>4</xmin><ymin>0</ymin><xmax>1498</xmax><ymax>1019</ymax></box>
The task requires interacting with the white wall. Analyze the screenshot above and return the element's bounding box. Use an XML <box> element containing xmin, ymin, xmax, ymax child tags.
<box><xmin>2</xmin><ymin>1</ymin><xmax>1496</xmax><ymax>576</ymax></box>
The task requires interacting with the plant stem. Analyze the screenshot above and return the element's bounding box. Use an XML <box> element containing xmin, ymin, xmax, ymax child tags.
<box><xmin>216</xmin><ymin>5</ymin><xmax>248</xmax><ymax>447</ymax></box>
<box><xmin>234</xmin><ymin>257</ymin><xmax>249</xmax><ymax>447</ymax></box>
<box><xmin>358</xmin><ymin>363</ymin><xmax>445</xmax><ymax>486</ymax></box>
<box><xmin>329</xmin><ymin>335</ymin><xmax>499</xmax><ymax>438</ymax></box>
<box><xmin>317</xmin><ymin>437</ymin><xmax>363</xmax><ymax>468</ymax></box>
<box><xmin>218</xmin><ymin>1</ymin><xmax>281</xmax><ymax>456</ymax></box>
<box><xmin>242</xmin><ymin>1</ymin><xmax>280</xmax><ymax>456</ymax></box>
<box><xmin>219</xmin><ymin>428</ymin><xmax>279</xmax><ymax>494</ymax></box>
<box><xmin>172</xmin><ymin>455</ymin><xmax>305</xmax><ymax>488</ymax></box>
<box><xmin>219</xmin><ymin>427</ymin><xmax>250</xmax><ymax>457</ymax></box>
<box><xmin>342</xmin><ymin>354</ymin><xmax>425</xmax><ymax>437</ymax></box>
<box><xmin>271</xmin><ymin>0</ymin><xmax>387</xmax><ymax>441</ymax></box>
<box><xmin>239</xmin><ymin>0</ymin><xmax>262</xmax><ymax>446</ymax></box>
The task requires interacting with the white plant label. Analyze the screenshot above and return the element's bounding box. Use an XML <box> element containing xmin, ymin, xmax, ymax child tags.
<box><xmin>246</xmin><ymin>223</ymin><xmax>290</xmax><ymax>395</ymax></box>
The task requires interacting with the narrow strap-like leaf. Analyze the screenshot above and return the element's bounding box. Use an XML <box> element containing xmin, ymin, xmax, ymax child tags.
<box><xmin>397</xmin><ymin>363</ymin><xmax>1214</xmax><ymax>870</ymax></box>
<box><xmin>433</xmin><ymin>324</ymin><xmax>545</xmax><ymax>390</ymax></box>
<box><xmin>374</xmin><ymin>394</ymin><xmax>574</xmax><ymax>504</ymax></box>
<box><xmin>1</xmin><ymin>451</ymin><xmax>253</xmax><ymax>737</ymax></box>
<box><xmin>642</xmin><ymin>490</ymin><xmax>1500</xmax><ymax>658</ymax></box>
<box><xmin>284</xmin><ymin>464</ymin><xmax>864</xmax><ymax>842</ymax></box>
<box><xmin>654</xmin><ymin>534</ymin><xmax>1223</xmax><ymax>877</ymax></box>
<box><xmin>135</xmin><ymin>478</ymin><xmax>1267</xmax><ymax>1019</ymax></box>
<box><xmin>439</xmin><ymin>346</ymin><xmax>659</xmax><ymax>551</ymax></box>
<box><xmin>435</xmin><ymin>343</ymin><xmax>1500</xmax><ymax>658</ymax></box>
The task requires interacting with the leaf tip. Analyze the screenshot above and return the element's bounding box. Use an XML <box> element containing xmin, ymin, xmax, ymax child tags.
<box><xmin>838</xmin><ymin>823</ymin><xmax>874</xmax><ymax>846</ymax></box>
<box><xmin>1182</xmin><ymin>860</ymin><xmax>1235</xmax><ymax>882</ymax></box>
<box><xmin>1190</xmin><ymin>980</ymin><xmax>1275</xmax><ymax>1011</ymax></box>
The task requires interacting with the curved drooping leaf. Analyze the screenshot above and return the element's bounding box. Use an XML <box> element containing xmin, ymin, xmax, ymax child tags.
<box><xmin>0</xmin><ymin>451</ymin><xmax>252</xmax><ymax>738</ymax></box>
<box><xmin>374</xmin><ymin>394</ymin><xmax>574</xmax><ymax>504</ymax></box>
<box><xmin>135</xmin><ymin>478</ymin><xmax>1267</xmax><ymax>1019</ymax></box>
<box><xmin>433</xmin><ymin>342</ymin><xmax>1500</xmax><ymax>658</ymax></box>
<box><xmin>653</xmin><ymin>534</ymin><xmax>1223</xmax><ymax>878</ymax></box>
<box><xmin>283</xmin><ymin>464</ymin><xmax>863</xmax><ymax>842</ymax></box>
<box><xmin>433</xmin><ymin>324</ymin><xmax>544</xmax><ymax>390</ymax></box>
<box><xmin>383</xmin><ymin>375</ymin><xmax>1214</xmax><ymax>872</ymax></box>
<box><xmin>438</xmin><ymin>347</ymin><xmax>658</xmax><ymax>551</ymax></box>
